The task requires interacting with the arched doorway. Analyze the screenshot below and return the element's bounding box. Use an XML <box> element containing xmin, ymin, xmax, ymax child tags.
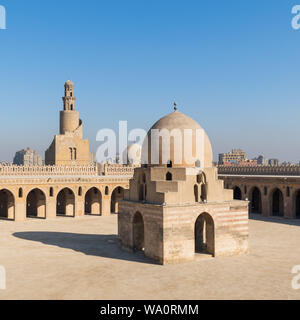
<box><xmin>26</xmin><ymin>189</ymin><xmax>46</xmax><ymax>218</ymax></box>
<box><xmin>132</xmin><ymin>212</ymin><xmax>144</xmax><ymax>251</ymax></box>
<box><xmin>0</xmin><ymin>189</ymin><xmax>15</xmax><ymax>220</ymax></box>
<box><xmin>111</xmin><ymin>187</ymin><xmax>124</xmax><ymax>214</ymax></box>
<box><xmin>233</xmin><ymin>186</ymin><xmax>242</xmax><ymax>200</ymax></box>
<box><xmin>271</xmin><ymin>188</ymin><xmax>284</xmax><ymax>217</ymax></box>
<box><xmin>85</xmin><ymin>187</ymin><xmax>102</xmax><ymax>215</ymax></box>
<box><xmin>295</xmin><ymin>190</ymin><xmax>300</xmax><ymax>219</ymax></box>
<box><xmin>57</xmin><ymin>188</ymin><xmax>75</xmax><ymax>217</ymax></box>
<box><xmin>195</xmin><ymin>213</ymin><xmax>214</xmax><ymax>256</ymax></box>
<box><xmin>250</xmin><ymin>187</ymin><xmax>262</xmax><ymax>214</ymax></box>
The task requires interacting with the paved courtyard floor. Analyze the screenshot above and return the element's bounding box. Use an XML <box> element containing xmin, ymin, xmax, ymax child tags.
<box><xmin>0</xmin><ymin>214</ymin><xmax>299</xmax><ymax>300</ymax></box>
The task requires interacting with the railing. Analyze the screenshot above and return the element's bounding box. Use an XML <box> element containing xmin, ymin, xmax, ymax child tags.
<box><xmin>102</xmin><ymin>164</ymin><xmax>138</xmax><ymax>176</ymax></box>
<box><xmin>218</xmin><ymin>165</ymin><xmax>300</xmax><ymax>176</ymax></box>
<box><xmin>0</xmin><ymin>165</ymin><xmax>98</xmax><ymax>176</ymax></box>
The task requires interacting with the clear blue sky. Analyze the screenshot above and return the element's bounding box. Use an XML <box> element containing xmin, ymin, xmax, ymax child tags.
<box><xmin>0</xmin><ymin>0</ymin><xmax>300</xmax><ymax>163</ymax></box>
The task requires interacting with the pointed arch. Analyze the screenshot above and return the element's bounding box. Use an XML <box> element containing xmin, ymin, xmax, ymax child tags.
<box><xmin>85</xmin><ymin>187</ymin><xmax>102</xmax><ymax>215</ymax></box>
<box><xmin>26</xmin><ymin>188</ymin><xmax>46</xmax><ymax>218</ymax></box>
<box><xmin>195</xmin><ymin>212</ymin><xmax>215</xmax><ymax>256</ymax></box>
<box><xmin>111</xmin><ymin>186</ymin><xmax>124</xmax><ymax>214</ymax></box>
<box><xmin>270</xmin><ymin>188</ymin><xmax>284</xmax><ymax>217</ymax></box>
<box><xmin>0</xmin><ymin>189</ymin><xmax>15</xmax><ymax>220</ymax></box>
<box><xmin>250</xmin><ymin>187</ymin><xmax>262</xmax><ymax>214</ymax></box>
<box><xmin>57</xmin><ymin>188</ymin><xmax>75</xmax><ymax>217</ymax></box>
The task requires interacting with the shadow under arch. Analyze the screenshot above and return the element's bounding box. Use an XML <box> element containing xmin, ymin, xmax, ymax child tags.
<box><xmin>57</xmin><ymin>188</ymin><xmax>75</xmax><ymax>217</ymax></box>
<box><xmin>85</xmin><ymin>187</ymin><xmax>102</xmax><ymax>215</ymax></box>
<box><xmin>0</xmin><ymin>189</ymin><xmax>15</xmax><ymax>220</ymax></box>
<box><xmin>111</xmin><ymin>186</ymin><xmax>125</xmax><ymax>214</ymax></box>
<box><xmin>12</xmin><ymin>231</ymin><xmax>155</xmax><ymax>265</ymax></box>
<box><xmin>195</xmin><ymin>212</ymin><xmax>215</xmax><ymax>256</ymax></box>
<box><xmin>26</xmin><ymin>188</ymin><xmax>46</xmax><ymax>219</ymax></box>
<box><xmin>293</xmin><ymin>189</ymin><xmax>300</xmax><ymax>219</ymax></box>
<box><xmin>249</xmin><ymin>186</ymin><xmax>262</xmax><ymax>214</ymax></box>
<box><xmin>270</xmin><ymin>188</ymin><xmax>284</xmax><ymax>217</ymax></box>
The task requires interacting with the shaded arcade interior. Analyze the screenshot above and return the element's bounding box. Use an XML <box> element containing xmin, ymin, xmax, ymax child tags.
<box><xmin>111</xmin><ymin>187</ymin><xmax>124</xmax><ymax>214</ymax></box>
<box><xmin>230</xmin><ymin>184</ymin><xmax>300</xmax><ymax>218</ymax></box>
<box><xmin>26</xmin><ymin>189</ymin><xmax>46</xmax><ymax>218</ymax></box>
<box><xmin>0</xmin><ymin>189</ymin><xmax>15</xmax><ymax>220</ymax></box>
<box><xmin>57</xmin><ymin>188</ymin><xmax>75</xmax><ymax>217</ymax></box>
<box><xmin>85</xmin><ymin>187</ymin><xmax>102</xmax><ymax>215</ymax></box>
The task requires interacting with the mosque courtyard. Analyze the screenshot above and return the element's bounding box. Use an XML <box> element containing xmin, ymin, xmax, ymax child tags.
<box><xmin>0</xmin><ymin>214</ymin><xmax>299</xmax><ymax>300</ymax></box>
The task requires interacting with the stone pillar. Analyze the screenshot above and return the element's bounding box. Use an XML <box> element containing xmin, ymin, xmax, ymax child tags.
<box><xmin>75</xmin><ymin>197</ymin><xmax>85</xmax><ymax>217</ymax></box>
<box><xmin>261</xmin><ymin>197</ymin><xmax>269</xmax><ymax>217</ymax></box>
<box><xmin>284</xmin><ymin>195</ymin><xmax>293</xmax><ymax>219</ymax></box>
<box><xmin>15</xmin><ymin>200</ymin><xmax>26</xmax><ymax>221</ymax></box>
<box><xmin>46</xmin><ymin>198</ymin><xmax>57</xmax><ymax>219</ymax></box>
<box><xmin>102</xmin><ymin>197</ymin><xmax>111</xmax><ymax>216</ymax></box>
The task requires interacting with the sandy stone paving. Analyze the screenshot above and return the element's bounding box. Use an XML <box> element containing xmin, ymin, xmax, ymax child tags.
<box><xmin>0</xmin><ymin>214</ymin><xmax>299</xmax><ymax>300</ymax></box>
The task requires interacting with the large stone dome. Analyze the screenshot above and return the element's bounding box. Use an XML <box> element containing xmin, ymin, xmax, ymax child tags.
<box><xmin>142</xmin><ymin>109</ymin><xmax>213</xmax><ymax>168</ymax></box>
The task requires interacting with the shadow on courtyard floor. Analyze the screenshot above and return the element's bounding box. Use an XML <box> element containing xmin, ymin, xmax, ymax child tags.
<box><xmin>13</xmin><ymin>232</ymin><xmax>157</xmax><ymax>265</ymax></box>
<box><xmin>250</xmin><ymin>214</ymin><xmax>300</xmax><ymax>227</ymax></box>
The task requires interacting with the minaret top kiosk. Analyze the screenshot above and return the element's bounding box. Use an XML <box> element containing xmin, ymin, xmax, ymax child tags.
<box><xmin>59</xmin><ymin>80</ymin><xmax>82</xmax><ymax>137</ymax></box>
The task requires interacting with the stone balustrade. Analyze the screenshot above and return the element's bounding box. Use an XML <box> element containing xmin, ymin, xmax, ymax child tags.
<box><xmin>103</xmin><ymin>164</ymin><xmax>138</xmax><ymax>176</ymax></box>
<box><xmin>0</xmin><ymin>165</ymin><xmax>98</xmax><ymax>176</ymax></box>
<box><xmin>218</xmin><ymin>165</ymin><xmax>300</xmax><ymax>176</ymax></box>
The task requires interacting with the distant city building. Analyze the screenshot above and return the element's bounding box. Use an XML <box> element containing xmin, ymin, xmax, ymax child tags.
<box><xmin>219</xmin><ymin>149</ymin><xmax>247</xmax><ymax>165</ymax></box>
<box><xmin>256</xmin><ymin>155</ymin><xmax>268</xmax><ymax>165</ymax></box>
<box><xmin>13</xmin><ymin>148</ymin><xmax>43</xmax><ymax>166</ymax></box>
<box><xmin>222</xmin><ymin>159</ymin><xmax>258</xmax><ymax>167</ymax></box>
<box><xmin>268</xmin><ymin>158</ymin><xmax>280</xmax><ymax>166</ymax></box>
<box><xmin>282</xmin><ymin>161</ymin><xmax>292</xmax><ymax>166</ymax></box>
<box><xmin>0</xmin><ymin>161</ymin><xmax>12</xmax><ymax>165</ymax></box>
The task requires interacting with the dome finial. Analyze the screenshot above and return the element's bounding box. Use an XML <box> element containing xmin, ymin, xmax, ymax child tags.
<box><xmin>174</xmin><ymin>101</ymin><xmax>178</xmax><ymax>111</ymax></box>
